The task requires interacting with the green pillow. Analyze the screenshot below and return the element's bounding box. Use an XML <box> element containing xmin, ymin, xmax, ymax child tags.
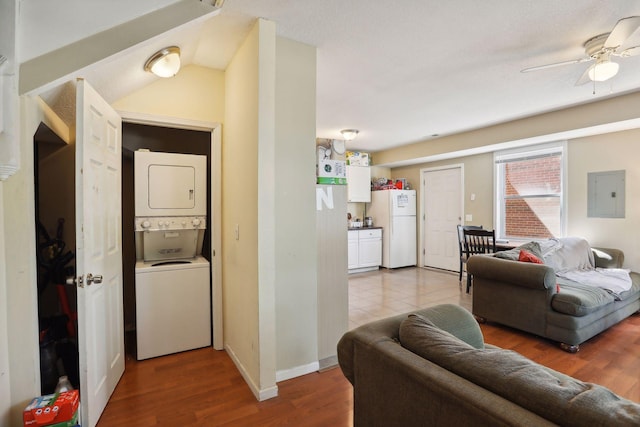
<box><xmin>399</xmin><ymin>304</ymin><xmax>484</xmax><ymax>349</ymax></box>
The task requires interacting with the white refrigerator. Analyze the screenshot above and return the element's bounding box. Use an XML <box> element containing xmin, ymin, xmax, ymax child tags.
<box><xmin>368</xmin><ymin>189</ymin><xmax>417</xmax><ymax>268</ymax></box>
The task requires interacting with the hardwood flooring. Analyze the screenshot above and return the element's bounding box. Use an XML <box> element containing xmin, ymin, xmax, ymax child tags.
<box><xmin>98</xmin><ymin>267</ymin><xmax>640</xmax><ymax>426</ymax></box>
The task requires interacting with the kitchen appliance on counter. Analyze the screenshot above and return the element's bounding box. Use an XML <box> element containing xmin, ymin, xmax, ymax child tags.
<box><xmin>364</xmin><ymin>217</ymin><xmax>373</xmax><ymax>227</ymax></box>
<box><xmin>134</xmin><ymin>150</ymin><xmax>211</xmax><ymax>360</ymax></box>
<box><xmin>367</xmin><ymin>189</ymin><xmax>417</xmax><ymax>268</ymax></box>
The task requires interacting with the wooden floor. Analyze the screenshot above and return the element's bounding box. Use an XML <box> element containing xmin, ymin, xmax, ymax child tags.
<box><xmin>98</xmin><ymin>267</ymin><xmax>640</xmax><ymax>426</ymax></box>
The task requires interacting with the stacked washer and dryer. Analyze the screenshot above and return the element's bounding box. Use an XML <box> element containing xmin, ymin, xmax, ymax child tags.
<box><xmin>134</xmin><ymin>150</ymin><xmax>211</xmax><ymax>360</ymax></box>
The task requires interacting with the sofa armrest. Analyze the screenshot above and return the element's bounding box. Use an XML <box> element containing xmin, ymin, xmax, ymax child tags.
<box><xmin>592</xmin><ymin>247</ymin><xmax>624</xmax><ymax>269</ymax></box>
<box><xmin>466</xmin><ymin>255</ymin><xmax>556</xmax><ymax>290</ymax></box>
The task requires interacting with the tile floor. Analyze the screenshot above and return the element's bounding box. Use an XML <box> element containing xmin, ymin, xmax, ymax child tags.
<box><xmin>348</xmin><ymin>266</ymin><xmax>472</xmax><ymax>330</ymax></box>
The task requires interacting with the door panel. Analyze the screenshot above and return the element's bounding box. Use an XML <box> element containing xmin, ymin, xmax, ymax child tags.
<box><xmin>76</xmin><ymin>79</ymin><xmax>124</xmax><ymax>427</ymax></box>
<box><xmin>423</xmin><ymin>167</ymin><xmax>462</xmax><ymax>270</ymax></box>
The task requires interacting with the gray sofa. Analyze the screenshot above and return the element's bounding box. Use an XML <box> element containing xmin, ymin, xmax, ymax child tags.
<box><xmin>467</xmin><ymin>239</ymin><xmax>640</xmax><ymax>352</ymax></box>
<box><xmin>337</xmin><ymin>304</ymin><xmax>640</xmax><ymax>426</ymax></box>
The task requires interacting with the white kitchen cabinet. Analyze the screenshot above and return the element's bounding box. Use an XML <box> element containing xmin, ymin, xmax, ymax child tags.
<box><xmin>347</xmin><ymin>165</ymin><xmax>371</xmax><ymax>202</ymax></box>
<box><xmin>348</xmin><ymin>230</ymin><xmax>359</xmax><ymax>270</ymax></box>
<box><xmin>358</xmin><ymin>228</ymin><xmax>382</xmax><ymax>267</ymax></box>
<box><xmin>348</xmin><ymin>228</ymin><xmax>382</xmax><ymax>273</ymax></box>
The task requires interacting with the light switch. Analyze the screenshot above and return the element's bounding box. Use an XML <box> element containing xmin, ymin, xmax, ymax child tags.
<box><xmin>465</xmin><ymin>214</ymin><xmax>473</xmax><ymax>222</ymax></box>
<box><xmin>470</xmin><ymin>193</ymin><xmax>476</xmax><ymax>201</ymax></box>
<box><xmin>235</xmin><ymin>224</ymin><xmax>240</xmax><ymax>240</ymax></box>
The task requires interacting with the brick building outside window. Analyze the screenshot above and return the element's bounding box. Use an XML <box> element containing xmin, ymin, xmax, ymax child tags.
<box><xmin>495</xmin><ymin>143</ymin><xmax>565</xmax><ymax>240</ymax></box>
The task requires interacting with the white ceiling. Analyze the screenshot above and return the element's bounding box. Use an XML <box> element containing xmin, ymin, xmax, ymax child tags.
<box><xmin>27</xmin><ymin>0</ymin><xmax>640</xmax><ymax>152</ymax></box>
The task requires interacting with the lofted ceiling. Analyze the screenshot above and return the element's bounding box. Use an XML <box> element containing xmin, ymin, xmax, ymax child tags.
<box><xmin>26</xmin><ymin>0</ymin><xmax>640</xmax><ymax>152</ymax></box>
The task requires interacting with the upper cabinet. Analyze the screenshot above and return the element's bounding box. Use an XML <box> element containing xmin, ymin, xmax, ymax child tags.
<box><xmin>347</xmin><ymin>165</ymin><xmax>371</xmax><ymax>202</ymax></box>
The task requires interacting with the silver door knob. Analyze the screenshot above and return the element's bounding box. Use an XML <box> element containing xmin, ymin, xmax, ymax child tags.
<box><xmin>86</xmin><ymin>273</ymin><xmax>103</xmax><ymax>286</ymax></box>
<box><xmin>66</xmin><ymin>275</ymin><xmax>84</xmax><ymax>287</ymax></box>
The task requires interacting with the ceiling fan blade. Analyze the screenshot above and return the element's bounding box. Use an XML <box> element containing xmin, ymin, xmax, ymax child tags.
<box><xmin>521</xmin><ymin>57</ymin><xmax>591</xmax><ymax>73</ymax></box>
<box><xmin>604</xmin><ymin>16</ymin><xmax>640</xmax><ymax>49</ymax></box>
<box><xmin>619</xmin><ymin>45</ymin><xmax>640</xmax><ymax>57</ymax></box>
<box><xmin>575</xmin><ymin>65</ymin><xmax>593</xmax><ymax>86</ymax></box>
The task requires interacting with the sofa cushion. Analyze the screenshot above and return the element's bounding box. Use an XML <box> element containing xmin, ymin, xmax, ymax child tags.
<box><xmin>552</xmin><ymin>280</ymin><xmax>615</xmax><ymax>316</ymax></box>
<box><xmin>399</xmin><ymin>318</ymin><xmax>640</xmax><ymax>426</ymax></box>
<box><xmin>495</xmin><ymin>241</ymin><xmax>544</xmax><ymax>262</ymax></box>
<box><xmin>399</xmin><ymin>306</ymin><xmax>484</xmax><ymax>349</ymax></box>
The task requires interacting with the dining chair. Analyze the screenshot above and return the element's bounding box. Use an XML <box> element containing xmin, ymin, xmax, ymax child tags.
<box><xmin>462</xmin><ymin>228</ymin><xmax>496</xmax><ymax>293</ymax></box>
<box><xmin>457</xmin><ymin>225</ymin><xmax>483</xmax><ymax>282</ymax></box>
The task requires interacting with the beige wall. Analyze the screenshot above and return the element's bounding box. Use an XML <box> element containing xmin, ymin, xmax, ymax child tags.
<box><xmin>566</xmin><ymin>130</ymin><xmax>640</xmax><ymax>272</ymax></box>
<box><xmin>0</xmin><ymin>182</ymin><xmax>10</xmax><ymax>426</ymax></box>
<box><xmin>223</xmin><ymin>19</ymin><xmax>277</xmax><ymax>399</ymax></box>
<box><xmin>274</xmin><ymin>37</ymin><xmax>318</xmax><ymax>375</ymax></box>
<box><xmin>4</xmin><ymin>95</ymin><xmax>50</xmax><ymax>426</ymax></box>
<box><xmin>113</xmin><ymin>65</ymin><xmax>225</xmax><ymax>122</ymax></box>
<box><xmin>386</xmin><ymin>129</ymin><xmax>640</xmax><ymax>272</ymax></box>
<box><xmin>393</xmin><ymin>152</ymin><xmax>494</xmax><ymax>230</ymax></box>
<box><xmin>375</xmin><ymin>91</ymin><xmax>640</xmax><ymax>166</ymax></box>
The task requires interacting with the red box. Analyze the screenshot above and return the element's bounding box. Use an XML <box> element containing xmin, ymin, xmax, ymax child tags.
<box><xmin>23</xmin><ymin>390</ymin><xmax>79</xmax><ymax>427</ymax></box>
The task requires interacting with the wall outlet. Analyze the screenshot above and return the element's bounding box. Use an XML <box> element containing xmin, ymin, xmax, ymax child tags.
<box><xmin>465</xmin><ymin>214</ymin><xmax>473</xmax><ymax>222</ymax></box>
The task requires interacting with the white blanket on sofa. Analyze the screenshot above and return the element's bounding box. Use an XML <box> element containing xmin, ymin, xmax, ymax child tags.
<box><xmin>557</xmin><ymin>268</ymin><xmax>632</xmax><ymax>295</ymax></box>
<box><xmin>541</xmin><ymin>237</ymin><xmax>632</xmax><ymax>295</ymax></box>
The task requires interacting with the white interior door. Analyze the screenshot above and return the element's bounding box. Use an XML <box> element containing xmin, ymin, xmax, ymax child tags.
<box><xmin>75</xmin><ymin>79</ymin><xmax>124</xmax><ymax>427</ymax></box>
<box><xmin>422</xmin><ymin>167</ymin><xmax>462</xmax><ymax>270</ymax></box>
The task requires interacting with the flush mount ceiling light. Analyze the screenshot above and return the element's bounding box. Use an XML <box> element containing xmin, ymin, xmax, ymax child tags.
<box><xmin>340</xmin><ymin>129</ymin><xmax>359</xmax><ymax>141</ymax></box>
<box><xmin>144</xmin><ymin>46</ymin><xmax>181</xmax><ymax>78</ymax></box>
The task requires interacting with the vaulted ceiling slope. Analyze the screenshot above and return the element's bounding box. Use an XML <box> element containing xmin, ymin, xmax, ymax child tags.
<box><xmin>21</xmin><ymin>1</ymin><xmax>640</xmax><ymax>152</ymax></box>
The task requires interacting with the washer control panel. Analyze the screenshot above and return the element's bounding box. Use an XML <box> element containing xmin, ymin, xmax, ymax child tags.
<box><xmin>135</xmin><ymin>216</ymin><xmax>207</xmax><ymax>232</ymax></box>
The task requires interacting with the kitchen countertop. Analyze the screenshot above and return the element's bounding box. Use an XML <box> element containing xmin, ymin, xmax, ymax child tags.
<box><xmin>348</xmin><ymin>226</ymin><xmax>383</xmax><ymax>231</ymax></box>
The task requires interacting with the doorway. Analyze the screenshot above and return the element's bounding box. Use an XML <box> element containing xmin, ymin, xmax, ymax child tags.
<box><xmin>34</xmin><ymin>122</ymin><xmax>79</xmax><ymax>394</ymax></box>
<box><xmin>119</xmin><ymin>115</ymin><xmax>223</xmax><ymax>351</ymax></box>
<box><xmin>421</xmin><ymin>165</ymin><xmax>463</xmax><ymax>271</ymax></box>
<box><xmin>121</xmin><ymin>122</ymin><xmax>212</xmax><ymax>356</ymax></box>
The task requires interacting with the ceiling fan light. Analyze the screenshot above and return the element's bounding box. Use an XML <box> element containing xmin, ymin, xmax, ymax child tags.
<box><xmin>144</xmin><ymin>46</ymin><xmax>181</xmax><ymax>78</ymax></box>
<box><xmin>588</xmin><ymin>60</ymin><xmax>619</xmax><ymax>82</ymax></box>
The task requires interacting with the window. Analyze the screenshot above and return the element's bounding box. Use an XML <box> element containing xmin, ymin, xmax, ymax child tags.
<box><xmin>494</xmin><ymin>142</ymin><xmax>566</xmax><ymax>240</ymax></box>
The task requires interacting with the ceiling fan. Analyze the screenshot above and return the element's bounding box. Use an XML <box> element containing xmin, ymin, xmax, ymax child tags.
<box><xmin>521</xmin><ymin>16</ymin><xmax>640</xmax><ymax>85</ymax></box>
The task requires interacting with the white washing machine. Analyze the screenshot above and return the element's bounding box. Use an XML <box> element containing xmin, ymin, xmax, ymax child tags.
<box><xmin>135</xmin><ymin>256</ymin><xmax>211</xmax><ymax>360</ymax></box>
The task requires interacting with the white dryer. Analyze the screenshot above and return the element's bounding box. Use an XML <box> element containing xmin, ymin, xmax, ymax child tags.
<box><xmin>135</xmin><ymin>256</ymin><xmax>211</xmax><ymax>360</ymax></box>
<box><xmin>134</xmin><ymin>150</ymin><xmax>207</xmax><ymax>217</ymax></box>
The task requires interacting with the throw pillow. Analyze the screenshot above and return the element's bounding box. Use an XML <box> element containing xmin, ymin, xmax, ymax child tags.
<box><xmin>399</xmin><ymin>308</ymin><xmax>484</xmax><ymax>350</ymax></box>
<box><xmin>519</xmin><ymin>249</ymin><xmax>544</xmax><ymax>264</ymax></box>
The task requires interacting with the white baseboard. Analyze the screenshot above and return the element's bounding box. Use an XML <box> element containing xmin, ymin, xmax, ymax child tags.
<box><xmin>225</xmin><ymin>344</ymin><xmax>279</xmax><ymax>401</ymax></box>
<box><xmin>276</xmin><ymin>361</ymin><xmax>319</xmax><ymax>382</ymax></box>
<box><xmin>318</xmin><ymin>355</ymin><xmax>338</xmax><ymax>371</ymax></box>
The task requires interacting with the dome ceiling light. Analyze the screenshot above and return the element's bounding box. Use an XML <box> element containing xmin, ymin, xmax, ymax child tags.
<box><xmin>340</xmin><ymin>129</ymin><xmax>359</xmax><ymax>141</ymax></box>
<box><xmin>144</xmin><ymin>46</ymin><xmax>181</xmax><ymax>78</ymax></box>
